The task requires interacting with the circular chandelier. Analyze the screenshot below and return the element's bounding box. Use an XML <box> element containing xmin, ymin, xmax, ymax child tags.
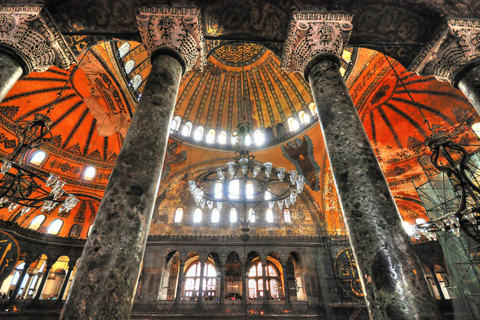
<box><xmin>188</xmin><ymin>121</ymin><xmax>305</xmax><ymax>241</ymax></box>
<box><xmin>0</xmin><ymin>114</ymin><xmax>79</xmax><ymax>218</ymax></box>
<box><xmin>415</xmin><ymin>132</ymin><xmax>480</xmax><ymax>243</ymax></box>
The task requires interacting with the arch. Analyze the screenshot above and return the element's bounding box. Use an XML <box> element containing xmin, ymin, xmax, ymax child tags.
<box><xmin>131</xmin><ymin>74</ymin><xmax>143</xmax><ymax>91</ymax></box>
<box><xmin>266</xmin><ymin>208</ymin><xmax>274</xmax><ymax>223</ymax></box>
<box><xmin>69</xmin><ymin>224</ymin><xmax>81</xmax><ymax>238</ymax></box>
<box><xmin>181</xmin><ymin>122</ymin><xmax>193</xmax><ymax>137</ymax></box>
<box><xmin>118</xmin><ymin>41</ymin><xmax>131</xmax><ymax>58</ymax></box>
<box><xmin>308</xmin><ymin>102</ymin><xmax>317</xmax><ymax>116</ymax></box>
<box><xmin>29</xmin><ymin>150</ymin><xmax>47</xmax><ymax>166</ymax></box>
<box><xmin>171</xmin><ymin>116</ymin><xmax>182</xmax><ymax>131</ymax></box>
<box><xmin>247</xmin><ymin>259</ymin><xmax>282</xmax><ymax>300</ymax></box>
<box><xmin>283</xmin><ymin>209</ymin><xmax>291</xmax><ymax>223</ymax></box>
<box><xmin>254</xmin><ymin>130</ymin><xmax>265</xmax><ymax>146</ymax></box>
<box><xmin>206</xmin><ymin>129</ymin><xmax>215</xmax><ymax>144</ymax></box>
<box><xmin>287</xmin><ymin>117</ymin><xmax>299</xmax><ymax>132</ymax></box>
<box><xmin>246</xmin><ymin>181</ymin><xmax>254</xmax><ymax>200</ymax></box>
<box><xmin>249</xmin><ymin>208</ymin><xmax>256</xmax><ymax>223</ymax></box>
<box><xmin>46</xmin><ymin>219</ymin><xmax>64</xmax><ymax>235</ymax></box>
<box><xmin>211</xmin><ymin>208</ymin><xmax>220</xmax><ymax>223</ymax></box>
<box><xmin>83</xmin><ymin>166</ymin><xmax>96</xmax><ymax>181</ymax></box>
<box><xmin>174</xmin><ymin>208</ymin><xmax>183</xmax><ymax>223</ymax></box>
<box><xmin>28</xmin><ymin>215</ymin><xmax>46</xmax><ymax>231</ymax></box>
<box><xmin>193</xmin><ymin>126</ymin><xmax>204</xmax><ymax>141</ymax></box>
<box><xmin>231</xmin><ymin>131</ymin><xmax>238</xmax><ymax>145</ymax></box>
<box><xmin>183</xmin><ymin>259</ymin><xmax>217</xmax><ymax>300</ymax></box>
<box><xmin>298</xmin><ymin>110</ymin><xmax>310</xmax><ymax>124</ymax></box>
<box><xmin>124</xmin><ymin>59</ymin><xmax>135</xmax><ymax>74</ymax></box>
<box><xmin>218</xmin><ymin>131</ymin><xmax>227</xmax><ymax>144</ymax></box>
<box><xmin>193</xmin><ymin>208</ymin><xmax>202</xmax><ymax>223</ymax></box>
<box><xmin>230</xmin><ymin>208</ymin><xmax>237</xmax><ymax>223</ymax></box>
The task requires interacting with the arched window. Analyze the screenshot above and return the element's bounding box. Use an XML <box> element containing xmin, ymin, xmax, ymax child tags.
<box><xmin>231</xmin><ymin>131</ymin><xmax>238</xmax><ymax>145</ymax></box>
<box><xmin>246</xmin><ymin>181</ymin><xmax>254</xmax><ymax>200</ymax></box>
<box><xmin>230</xmin><ymin>208</ymin><xmax>237</xmax><ymax>223</ymax></box>
<box><xmin>249</xmin><ymin>208</ymin><xmax>255</xmax><ymax>223</ymax></box>
<box><xmin>298</xmin><ymin>111</ymin><xmax>310</xmax><ymax>124</ymax></box>
<box><xmin>83</xmin><ymin>166</ymin><xmax>96</xmax><ymax>181</ymax></box>
<box><xmin>182</xmin><ymin>122</ymin><xmax>193</xmax><ymax>137</ymax></box>
<box><xmin>184</xmin><ymin>261</ymin><xmax>217</xmax><ymax>299</ymax></box>
<box><xmin>124</xmin><ymin>59</ymin><xmax>135</xmax><ymax>74</ymax></box>
<box><xmin>229</xmin><ymin>179</ymin><xmax>240</xmax><ymax>200</ymax></box>
<box><xmin>118</xmin><ymin>42</ymin><xmax>131</xmax><ymax>58</ymax></box>
<box><xmin>218</xmin><ymin>131</ymin><xmax>227</xmax><ymax>144</ymax></box>
<box><xmin>193</xmin><ymin>126</ymin><xmax>204</xmax><ymax>141</ymax></box>
<box><xmin>11</xmin><ymin>262</ymin><xmax>26</xmax><ymax>286</ymax></box>
<box><xmin>254</xmin><ymin>130</ymin><xmax>264</xmax><ymax>146</ymax></box>
<box><xmin>171</xmin><ymin>116</ymin><xmax>182</xmax><ymax>131</ymax></box>
<box><xmin>46</xmin><ymin>219</ymin><xmax>63</xmax><ymax>235</ymax></box>
<box><xmin>308</xmin><ymin>102</ymin><xmax>317</xmax><ymax>116</ymax></box>
<box><xmin>287</xmin><ymin>117</ymin><xmax>300</xmax><ymax>132</ymax></box>
<box><xmin>29</xmin><ymin>150</ymin><xmax>47</xmax><ymax>166</ymax></box>
<box><xmin>69</xmin><ymin>224</ymin><xmax>80</xmax><ymax>237</ymax></box>
<box><xmin>28</xmin><ymin>215</ymin><xmax>46</xmax><ymax>231</ymax></box>
<box><xmin>131</xmin><ymin>74</ymin><xmax>143</xmax><ymax>91</ymax></box>
<box><xmin>87</xmin><ymin>225</ymin><xmax>93</xmax><ymax>237</ymax></box>
<box><xmin>211</xmin><ymin>208</ymin><xmax>220</xmax><ymax>223</ymax></box>
<box><xmin>174</xmin><ymin>208</ymin><xmax>183</xmax><ymax>223</ymax></box>
<box><xmin>247</xmin><ymin>261</ymin><xmax>280</xmax><ymax>299</ymax></box>
<box><xmin>266</xmin><ymin>208</ymin><xmax>274</xmax><ymax>223</ymax></box>
<box><xmin>193</xmin><ymin>208</ymin><xmax>202</xmax><ymax>223</ymax></box>
<box><xmin>206</xmin><ymin>129</ymin><xmax>215</xmax><ymax>144</ymax></box>
<box><xmin>214</xmin><ymin>181</ymin><xmax>223</xmax><ymax>200</ymax></box>
<box><xmin>283</xmin><ymin>209</ymin><xmax>291</xmax><ymax>223</ymax></box>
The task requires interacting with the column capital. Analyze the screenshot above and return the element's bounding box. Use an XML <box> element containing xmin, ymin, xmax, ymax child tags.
<box><xmin>0</xmin><ymin>5</ymin><xmax>76</xmax><ymax>74</ymax></box>
<box><xmin>281</xmin><ymin>11</ymin><xmax>353</xmax><ymax>76</ymax></box>
<box><xmin>409</xmin><ymin>19</ymin><xmax>480</xmax><ymax>84</ymax></box>
<box><xmin>137</xmin><ymin>7</ymin><xmax>206</xmax><ymax>73</ymax></box>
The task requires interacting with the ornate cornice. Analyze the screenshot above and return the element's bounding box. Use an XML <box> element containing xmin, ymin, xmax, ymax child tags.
<box><xmin>281</xmin><ymin>12</ymin><xmax>353</xmax><ymax>75</ymax></box>
<box><xmin>409</xmin><ymin>19</ymin><xmax>480</xmax><ymax>83</ymax></box>
<box><xmin>0</xmin><ymin>5</ymin><xmax>76</xmax><ymax>74</ymax></box>
<box><xmin>137</xmin><ymin>7</ymin><xmax>206</xmax><ymax>72</ymax></box>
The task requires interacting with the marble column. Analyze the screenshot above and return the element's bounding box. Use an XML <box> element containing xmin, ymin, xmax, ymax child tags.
<box><xmin>58</xmin><ymin>264</ymin><xmax>74</xmax><ymax>300</ymax></box>
<box><xmin>61</xmin><ymin>7</ymin><xmax>205</xmax><ymax>320</ymax></box>
<box><xmin>282</xmin><ymin>12</ymin><xmax>440</xmax><ymax>319</ymax></box>
<box><xmin>0</xmin><ymin>6</ymin><xmax>76</xmax><ymax>103</ymax></box>
<box><xmin>197</xmin><ymin>259</ymin><xmax>205</xmax><ymax>309</ymax></box>
<box><xmin>241</xmin><ymin>263</ymin><xmax>247</xmax><ymax>307</ymax></box>
<box><xmin>281</xmin><ymin>262</ymin><xmax>290</xmax><ymax>305</ymax></box>
<box><xmin>219</xmin><ymin>263</ymin><xmax>226</xmax><ymax>305</ymax></box>
<box><xmin>261</xmin><ymin>262</ymin><xmax>268</xmax><ymax>304</ymax></box>
<box><xmin>409</xmin><ymin>19</ymin><xmax>480</xmax><ymax>113</ymax></box>
<box><xmin>175</xmin><ymin>259</ymin><xmax>185</xmax><ymax>305</ymax></box>
<box><xmin>34</xmin><ymin>262</ymin><xmax>53</xmax><ymax>300</ymax></box>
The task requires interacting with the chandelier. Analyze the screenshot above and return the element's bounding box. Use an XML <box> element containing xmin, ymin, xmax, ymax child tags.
<box><xmin>415</xmin><ymin>132</ymin><xmax>480</xmax><ymax>243</ymax></box>
<box><xmin>0</xmin><ymin>113</ymin><xmax>79</xmax><ymax>217</ymax></box>
<box><xmin>188</xmin><ymin>121</ymin><xmax>305</xmax><ymax>241</ymax></box>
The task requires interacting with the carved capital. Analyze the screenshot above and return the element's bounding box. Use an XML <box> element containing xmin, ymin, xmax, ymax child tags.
<box><xmin>137</xmin><ymin>7</ymin><xmax>206</xmax><ymax>72</ymax></box>
<box><xmin>409</xmin><ymin>19</ymin><xmax>480</xmax><ymax>83</ymax></box>
<box><xmin>0</xmin><ymin>6</ymin><xmax>76</xmax><ymax>74</ymax></box>
<box><xmin>281</xmin><ymin>12</ymin><xmax>353</xmax><ymax>75</ymax></box>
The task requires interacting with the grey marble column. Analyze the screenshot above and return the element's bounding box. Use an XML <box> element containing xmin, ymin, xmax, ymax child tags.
<box><xmin>241</xmin><ymin>263</ymin><xmax>247</xmax><ymax>307</ymax></box>
<box><xmin>219</xmin><ymin>264</ymin><xmax>226</xmax><ymax>305</ymax></box>
<box><xmin>60</xmin><ymin>53</ymin><xmax>184</xmax><ymax>320</ymax></box>
<box><xmin>308</xmin><ymin>56</ymin><xmax>440</xmax><ymax>319</ymax></box>
<box><xmin>281</xmin><ymin>263</ymin><xmax>290</xmax><ymax>305</ymax></box>
<box><xmin>34</xmin><ymin>263</ymin><xmax>53</xmax><ymax>300</ymax></box>
<box><xmin>0</xmin><ymin>50</ymin><xmax>23</xmax><ymax>103</ymax></box>
<box><xmin>261</xmin><ymin>262</ymin><xmax>268</xmax><ymax>304</ymax></box>
<box><xmin>175</xmin><ymin>260</ymin><xmax>185</xmax><ymax>306</ymax></box>
<box><xmin>456</xmin><ymin>63</ymin><xmax>480</xmax><ymax>115</ymax></box>
<box><xmin>197</xmin><ymin>260</ymin><xmax>205</xmax><ymax>309</ymax></box>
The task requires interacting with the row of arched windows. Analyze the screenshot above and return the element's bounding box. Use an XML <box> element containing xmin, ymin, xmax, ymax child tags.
<box><xmin>27</xmin><ymin>216</ymin><xmax>93</xmax><ymax>237</ymax></box>
<box><xmin>29</xmin><ymin>150</ymin><xmax>97</xmax><ymax>182</ymax></box>
<box><xmin>174</xmin><ymin>208</ymin><xmax>291</xmax><ymax>224</ymax></box>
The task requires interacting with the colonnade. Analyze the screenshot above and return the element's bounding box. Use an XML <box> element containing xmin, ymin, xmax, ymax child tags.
<box><xmin>0</xmin><ymin>5</ymin><xmax>478</xmax><ymax>320</ymax></box>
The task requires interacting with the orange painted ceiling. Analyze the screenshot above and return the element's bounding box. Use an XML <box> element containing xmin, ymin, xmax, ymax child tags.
<box><xmin>0</xmin><ymin>42</ymin><xmax>477</xmax><ymax>238</ymax></box>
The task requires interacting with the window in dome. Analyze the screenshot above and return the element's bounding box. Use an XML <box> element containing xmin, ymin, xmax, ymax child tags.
<box><xmin>28</xmin><ymin>215</ymin><xmax>46</xmax><ymax>231</ymax></box>
<box><xmin>287</xmin><ymin>117</ymin><xmax>300</xmax><ymax>132</ymax></box>
<box><xmin>206</xmin><ymin>129</ymin><xmax>215</xmax><ymax>144</ymax></box>
<box><xmin>46</xmin><ymin>219</ymin><xmax>63</xmax><ymax>235</ymax></box>
<box><xmin>118</xmin><ymin>42</ymin><xmax>131</xmax><ymax>58</ymax></box>
<box><xmin>249</xmin><ymin>208</ymin><xmax>255</xmax><ymax>223</ymax></box>
<box><xmin>182</xmin><ymin>122</ymin><xmax>193</xmax><ymax>137</ymax></box>
<box><xmin>193</xmin><ymin>208</ymin><xmax>202</xmax><ymax>223</ymax></box>
<box><xmin>229</xmin><ymin>179</ymin><xmax>240</xmax><ymax>200</ymax></box>
<box><xmin>174</xmin><ymin>208</ymin><xmax>183</xmax><ymax>223</ymax></box>
<box><xmin>193</xmin><ymin>126</ymin><xmax>204</xmax><ymax>141</ymax></box>
<box><xmin>124</xmin><ymin>59</ymin><xmax>135</xmax><ymax>74</ymax></box>
<box><xmin>308</xmin><ymin>102</ymin><xmax>317</xmax><ymax>116</ymax></box>
<box><xmin>218</xmin><ymin>131</ymin><xmax>227</xmax><ymax>144</ymax></box>
<box><xmin>246</xmin><ymin>181</ymin><xmax>254</xmax><ymax>200</ymax></box>
<box><xmin>230</xmin><ymin>208</ymin><xmax>237</xmax><ymax>223</ymax></box>
<box><xmin>171</xmin><ymin>116</ymin><xmax>182</xmax><ymax>131</ymax></box>
<box><xmin>231</xmin><ymin>132</ymin><xmax>238</xmax><ymax>145</ymax></box>
<box><xmin>472</xmin><ymin>122</ymin><xmax>480</xmax><ymax>139</ymax></box>
<box><xmin>298</xmin><ymin>111</ymin><xmax>311</xmax><ymax>125</ymax></box>
<box><xmin>283</xmin><ymin>209</ymin><xmax>291</xmax><ymax>223</ymax></box>
<box><xmin>214</xmin><ymin>181</ymin><xmax>223</xmax><ymax>200</ymax></box>
<box><xmin>69</xmin><ymin>224</ymin><xmax>80</xmax><ymax>237</ymax></box>
<box><xmin>212</xmin><ymin>208</ymin><xmax>220</xmax><ymax>223</ymax></box>
<box><xmin>131</xmin><ymin>74</ymin><xmax>143</xmax><ymax>91</ymax></box>
<box><xmin>11</xmin><ymin>262</ymin><xmax>25</xmax><ymax>286</ymax></box>
<box><xmin>83</xmin><ymin>166</ymin><xmax>96</xmax><ymax>181</ymax></box>
<box><xmin>402</xmin><ymin>221</ymin><xmax>415</xmax><ymax>237</ymax></box>
<box><xmin>245</xmin><ymin>133</ymin><xmax>252</xmax><ymax>146</ymax></box>
<box><xmin>29</xmin><ymin>150</ymin><xmax>47</xmax><ymax>166</ymax></box>
<box><xmin>265</xmin><ymin>189</ymin><xmax>272</xmax><ymax>201</ymax></box>
<box><xmin>254</xmin><ymin>130</ymin><xmax>264</xmax><ymax>146</ymax></box>
<box><xmin>266</xmin><ymin>208</ymin><xmax>274</xmax><ymax>223</ymax></box>
<box><xmin>415</xmin><ymin>218</ymin><xmax>426</xmax><ymax>225</ymax></box>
